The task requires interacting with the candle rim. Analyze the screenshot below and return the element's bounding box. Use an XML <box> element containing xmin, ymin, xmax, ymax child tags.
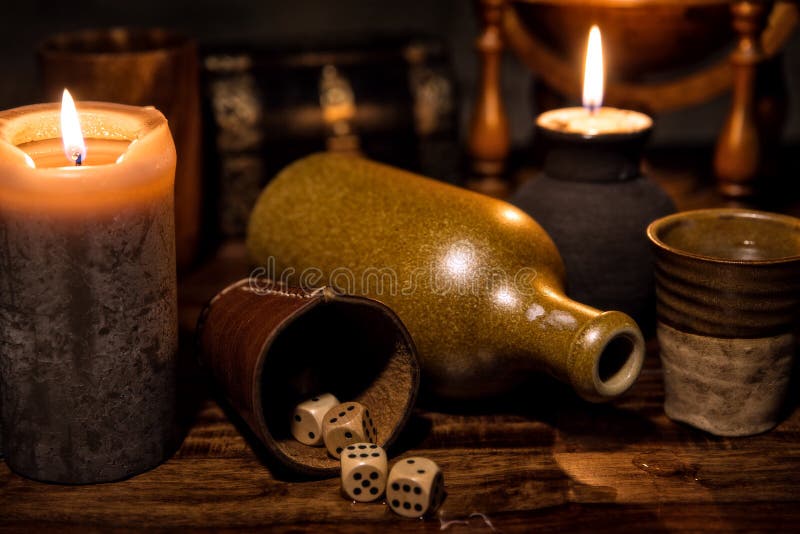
<box><xmin>17</xmin><ymin>137</ymin><xmax>133</xmax><ymax>170</ymax></box>
<box><xmin>536</xmin><ymin>106</ymin><xmax>653</xmax><ymax>138</ymax></box>
<box><xmin>0</xmin><ymin>101</ymin><xmax>175</xmax><ymax>197</ymax></box>
<box><xmin>0</xmin><ymin>101</ymin><xmax>164</xmax><ymax>165</ymax></box>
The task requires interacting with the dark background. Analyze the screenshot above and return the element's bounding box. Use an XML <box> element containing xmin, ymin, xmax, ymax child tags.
<box><xmin>2</xmin><ymin>0</ymin><xmax>799</xmax><ymax>150</ymax></box>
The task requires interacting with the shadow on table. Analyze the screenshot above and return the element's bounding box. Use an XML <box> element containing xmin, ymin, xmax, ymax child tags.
<box><xmin>173</xmin><ymin>328</ymin><xmax>210</xmax><ymax>458</ymax></box>
<box><xmin>411</xmin><ymin>369</ymin><xmax>660</xmax><ymax>452</ymax></box>
<box><xmin>394</xmin><ymin>371</ymin><xmax>675</xmax><ymax>531</ymax></box>
<box><xmin>207</xmin><ymin>384</ymin><xmax>318</xmax><ymax>482</ymax></box>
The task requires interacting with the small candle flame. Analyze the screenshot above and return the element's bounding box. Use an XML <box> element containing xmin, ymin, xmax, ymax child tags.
<box><xmin>60</xmin><ymin>89</ymin><xmax>86</xmax><ymax>166</ymax></box>
<box><xmin>582</xmin><ymin>25</ymin><xmax>604</xmax><ymax>113</ymax></box>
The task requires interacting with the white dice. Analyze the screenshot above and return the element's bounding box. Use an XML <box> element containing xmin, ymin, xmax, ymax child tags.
<box><xmin>290</xmin><ymin>393</ymin><xmax>339</xmax><ymax>446</ymax></box>
<box><xmin>387</xmin><ymin>457</ymin><xmax>445</xmax><ymax>518</ymax></box>
<box><xmin>322</xmin><ymin>401</ymin><xmax>377</xmax><ymax>458</ymax></box>
<box><xmin>340</xmin><ymin>443</ymin><xmax>387</xmax><ymax>502</ymax></box>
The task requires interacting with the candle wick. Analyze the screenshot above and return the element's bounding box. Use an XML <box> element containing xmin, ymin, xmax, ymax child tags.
<box><xmin>587</xmin><ymin>104</ymin><xmax>599</xmax><ymax>116</ymax></box>
<box><xmin>73</xmin><ymin>151</ymin><xmax>82</xmax><ymax>166</ymax></box>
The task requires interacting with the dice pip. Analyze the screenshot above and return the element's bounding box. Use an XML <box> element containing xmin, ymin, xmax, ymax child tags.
<box><xmin>322</xmin><ymin>402</ymin><xmax>377</xmax><ymax>458</ymax></box>
<box><xmin>290</xmin><ymin>393</ymin><xmax>340</xmax><ymax>446</ymax></box>
<box><xmin>387</xmin><ymin>457</ymin><xmax>445</xmax><ymax>518</ymax></box>
<box><xmin>340</xmin><ymin>443</ymin><xmax>387</xmax><ymax>502</ymax></box>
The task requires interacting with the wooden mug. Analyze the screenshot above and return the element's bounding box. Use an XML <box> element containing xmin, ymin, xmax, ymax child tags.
<box><xmin>39</xmin><ymin>27</ymin><xmax>202</xmax><ymax>271</ymax></box>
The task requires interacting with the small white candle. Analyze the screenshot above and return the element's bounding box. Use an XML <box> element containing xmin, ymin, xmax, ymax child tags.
<box><xmin>537</xmin><ymin>106</ymin><xmax>652</xmax><ymax>136</ymax></box>
<box><xmin>537</xmin><ymin>25</ymin><xmax>652</xmax><ymax>136</ymax></box>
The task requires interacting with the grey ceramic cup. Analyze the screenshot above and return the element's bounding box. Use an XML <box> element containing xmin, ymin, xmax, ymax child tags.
<box><xmin>647</xmin><ymin>209</ymin><xmax>800</xmax><ymax>436</ymax></box>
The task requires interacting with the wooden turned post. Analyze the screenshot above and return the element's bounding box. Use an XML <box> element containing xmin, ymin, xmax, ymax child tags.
<box><xmin>714</xmin><ymin>0</ymin><xmax>771</xmax><ymax>197</ymax></box>
<box><xmin>468</xmin><ymin>0</ymin><xmax>511</xmax><ymax>197</ymax></box>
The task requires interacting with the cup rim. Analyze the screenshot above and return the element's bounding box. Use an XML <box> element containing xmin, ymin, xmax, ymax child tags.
<box><xmin>647</xmin><ymin>208</ymin><xmax>800</xmax><ymax>265</ymax></box>
<box><xmin>38</xmin><ymin>27</ymin><xmax>194</xmax><ymax>58</ymax></box>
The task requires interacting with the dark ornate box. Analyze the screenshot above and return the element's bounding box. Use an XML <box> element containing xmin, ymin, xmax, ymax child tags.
<box><xmin>202</xmin><ymin>35</ymin><xmax>460</xmax><ymax>237</ymax></box>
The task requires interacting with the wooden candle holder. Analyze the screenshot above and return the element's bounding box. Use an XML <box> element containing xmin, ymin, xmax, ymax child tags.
<box><xmin>467</xmin><ymin>0</ymin><xmax>511</xmax><ymax>198</ymax></box>
<box><xmin>714</xmin><ymin>0</ymin><xmax>770</xmax><ymax>197</ymax></box>
<box><xmin>196</xmin><ymin>279</ymin><xmax>420</xmax><ymax>477</ymax></box>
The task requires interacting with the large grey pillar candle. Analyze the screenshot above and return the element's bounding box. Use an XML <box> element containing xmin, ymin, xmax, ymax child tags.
<box><xmin>0</xmin><ymin>100</ymin><xmax>178</xmax><ymax>483</ymax></box>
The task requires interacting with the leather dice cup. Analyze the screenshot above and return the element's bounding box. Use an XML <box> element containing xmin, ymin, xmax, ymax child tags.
<box><xmin>196</xmin><ymin>278</ymin><xmax>420</xmax><ymax>477</ymax></box>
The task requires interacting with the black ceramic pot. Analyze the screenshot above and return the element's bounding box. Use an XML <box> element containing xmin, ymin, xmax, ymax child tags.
<box><xmin>511</xmin><ymin>121</ymin><xmax>675</xmax><ymax>332</ymax></box>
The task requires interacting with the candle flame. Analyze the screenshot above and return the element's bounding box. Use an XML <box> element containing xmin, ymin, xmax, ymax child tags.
<box><xmin>582</xmin><ymin>25</ymin><xmax>604</xmax><ymax>113</ymax></box>
<box><xmin>60</xmin><ymin>89</ymin><xmax>86</xmax><ymax>165</ymax></box>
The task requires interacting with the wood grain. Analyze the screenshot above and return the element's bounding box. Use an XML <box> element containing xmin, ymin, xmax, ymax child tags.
<box><xmin>2</xmin><ymin>364</ymin><xmax>799</xmax><ymax>531</ymax></box>
<box><xmin>2</xmin><ymin>149</ymin><xmax>800</xmax><ymax>532</ymax></box>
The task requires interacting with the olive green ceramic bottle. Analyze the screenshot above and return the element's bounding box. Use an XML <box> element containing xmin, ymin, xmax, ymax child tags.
<box><xmin>247</xmin><ymin>153</ymin><xmax>645</xmax><ymax>401</ymax></box>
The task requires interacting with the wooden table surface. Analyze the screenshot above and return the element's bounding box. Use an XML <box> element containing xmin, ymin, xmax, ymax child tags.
<box><xmin>2</xmin><ymin>148</ymin><xmax>800</xmax><ymax>532</ymax></box>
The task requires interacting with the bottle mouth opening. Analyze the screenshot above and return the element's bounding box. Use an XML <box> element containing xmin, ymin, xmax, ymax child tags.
<box><xmin>593</xmin><ymin>330</ymin><xmax>644</xmax><ymax>397</ymax></box>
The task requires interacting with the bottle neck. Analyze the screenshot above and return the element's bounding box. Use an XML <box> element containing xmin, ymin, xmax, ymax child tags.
<box><xmin>517</xmin><ymin>287</ymin><xmax>646</xmax><ymax>402</ymax></box>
